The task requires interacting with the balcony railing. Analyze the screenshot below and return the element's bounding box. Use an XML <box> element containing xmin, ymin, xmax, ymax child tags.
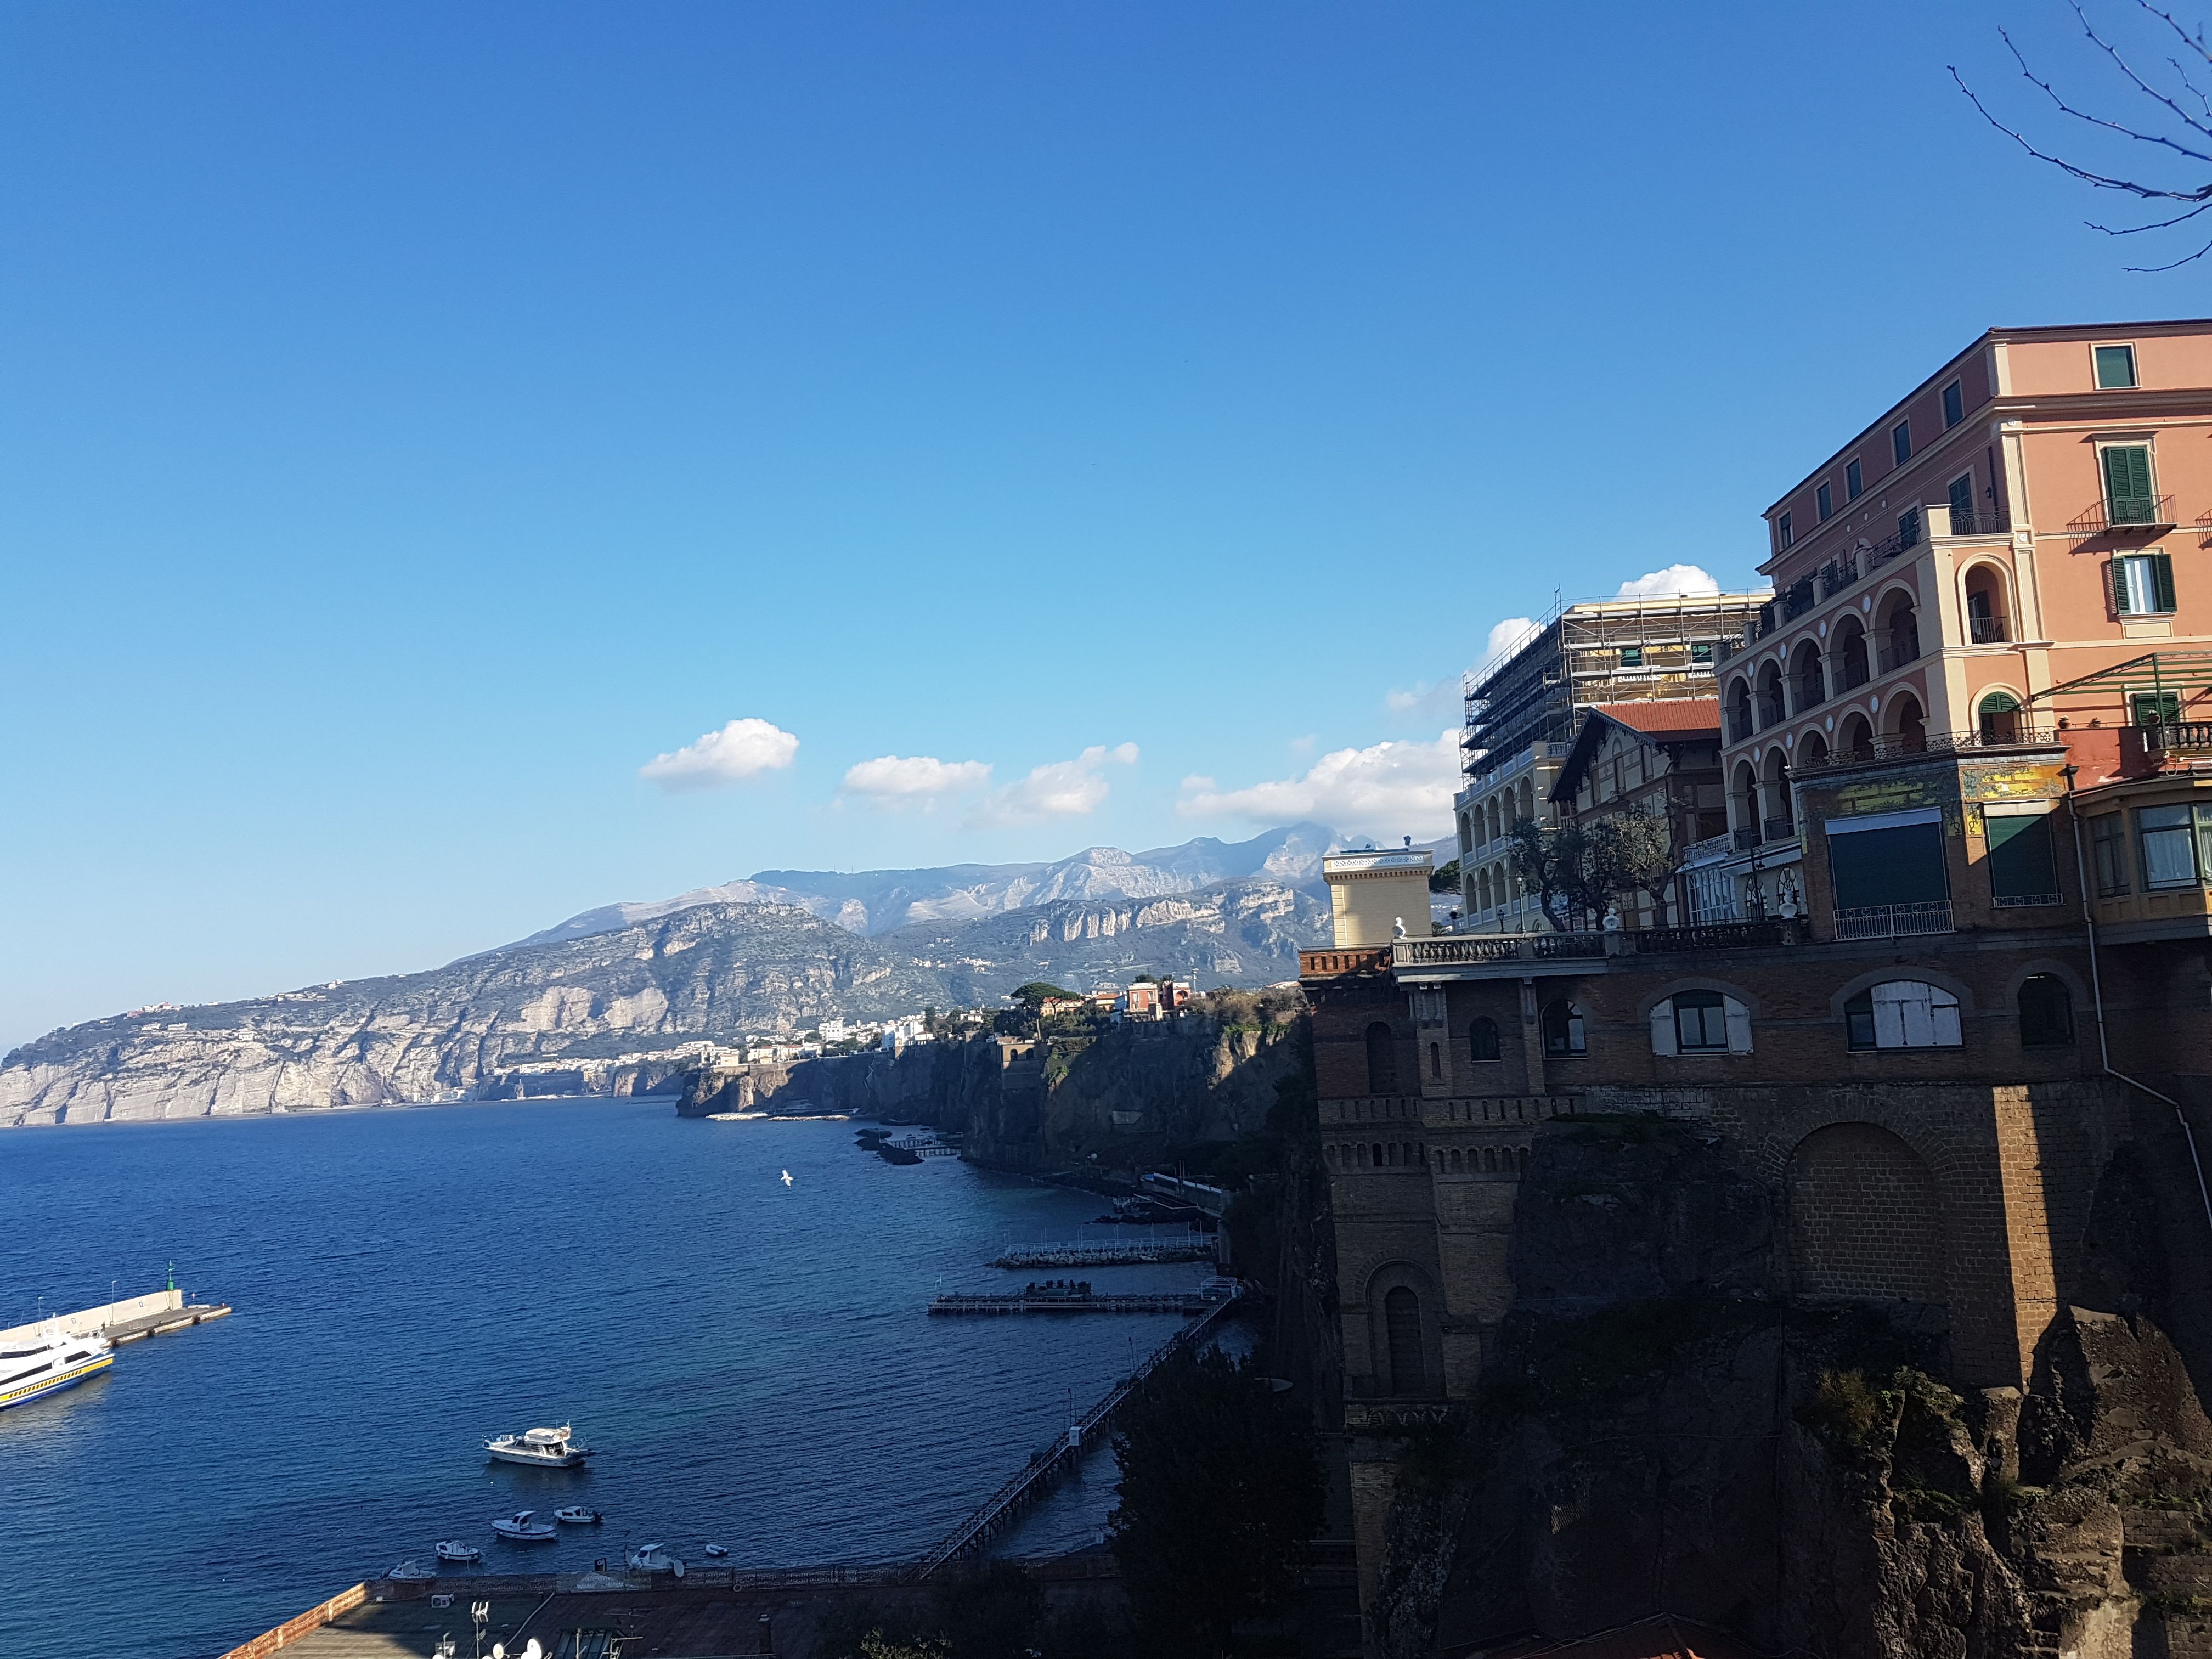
<box><xmin>1943</xmin><ymin>504</ymin><xmax>2012</xmax><ymax>536</ymax></box>
<box><xmin>1833</xmin><ymin>901</ymin><xmax>1954</xmax><ymax>940</ymax></box>
<box><xmin>1791</xmin><ymin>727</ymin><xmax>2054</xmax><ymax>776</ymax></box>
<box><xmin>1819</xmin><ymin>556</ymin><xmax>1860</xmax><ymax>600</ymax></box>
<box><xmin>1866</xmin><ymin>517</ymin><xmax>1924</xmax><ymax>569</ymax></box>
<box><xmin>1757</xmin><ymin>698</ymin><xmax>1786</xmax><ymax>727</ymax></box>
<box><xmin>1394</xmin><ymin>933</ymin><xmax>1605</xmax><ymax>968</ymax></box>
<box><xmin>1626</xmin><ymin>918</ymin><xmax>1809</xmax><ymax>953</ymax></box>
<box><xmin>1967</xmin><ymin>614</ymin><xmax>2010</xmax><ymax>644</ymax></box>
<box><xmin>1681</xmin><ymin>831</ymin><xmax>1736</xmax><ymax>865</ymax></box>
<box><xmin>1732</xmin><ymin>826</ymin><xmax>1759</xmax><ymax>851</ymax></box>
<box><xmin>1877</xmin><ymin>639</ymin><xmax>1921</xmax><ymax>674</ymax></box>
<box><xmin>2069</xmin><ymin>494</ymin><xmax>2176</xmax><ymax>537</ymax></box>
<box><xmin>1790</xmin><ymin>674</ymin><xmax>1826</xmax><ymax>712</ymax></box>
<box><xmin>2145</xmin><ymin>720</ymin><xmax>2212</xmax><ymax>755</ymax></box>
<box><xmin>1726</xmin><ymin>709</ymin><xmax>1754</xmax><ymax>743</ymax></box>
<box><xmin>1993</xmin><ymin>892</ymin><xmax>2064</xmax><ymax>909</ymax></box>
<box><xmin>1780</xmin><ymin>578</ymin><xmax>1817</xmax><ymax>622</ymax></box>
<box><xmin>1837</xmin><ymin>656</ymin><xmax>1870</xmax><ymax>690</ymax></box>
<box><xmin>1762</xmin><ymin>816</ymin><xmax>1796</xmax><ymax>842</ymax></box>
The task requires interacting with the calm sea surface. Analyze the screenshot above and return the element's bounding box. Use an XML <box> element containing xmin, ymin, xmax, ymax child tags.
<box><xmin>0</xmin><ymin>1098</ymin><xmax>1209</xmax><ymax>1659</ymax></box>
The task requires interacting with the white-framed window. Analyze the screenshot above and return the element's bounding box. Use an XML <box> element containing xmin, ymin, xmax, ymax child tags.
<box><xmin>2112</xmin><ymin>551</ymin><xmax>2176</xmax><ymax>616</ymax></box>
<box><xmin>2094</xmin><ymin>343</ymin><xmax>2138</xmax><ymax>390</ymax></box>
<box><xmin>1649</xmin><ymin>991</ymin><xmax>1751</xmax><ymax>1056</ymax></box>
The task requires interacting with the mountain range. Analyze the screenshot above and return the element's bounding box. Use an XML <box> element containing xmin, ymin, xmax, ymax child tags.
<box><xmin>1</xmin><ymin>826</ymin><xmax>1361</xmax><ymax>1127</ymax></box>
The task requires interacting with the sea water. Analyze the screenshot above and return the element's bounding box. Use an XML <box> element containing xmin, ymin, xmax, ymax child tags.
<box><xmin>0</xmin><ymin>1097</ymin><xmax>1205</xmax><ymax>1658</ymax></box>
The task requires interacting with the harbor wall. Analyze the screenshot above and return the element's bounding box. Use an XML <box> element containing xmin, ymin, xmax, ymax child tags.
<box><xmin>0</xmin><ymin>1287</ymin><xmax>180</xmax><ymax>1346</ymax></box>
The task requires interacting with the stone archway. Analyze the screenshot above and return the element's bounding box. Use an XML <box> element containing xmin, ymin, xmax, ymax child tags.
<box><xmin>1785</xmin><ymin>1121</ymin><xmax>1947</xmax><ymax>1305</ymax></box>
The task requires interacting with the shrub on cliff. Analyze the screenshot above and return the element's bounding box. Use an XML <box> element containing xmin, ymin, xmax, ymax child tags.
<box><xmin>1109</xmin><ymin>1344</ymin><xmax>1324</xmax><ymax>1656</ymax></box>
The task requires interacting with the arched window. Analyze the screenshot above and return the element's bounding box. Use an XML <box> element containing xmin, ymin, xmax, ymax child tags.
<box><xmin>1881</xmin><ymin>599</ymin><xmax>1921</xmax><ymax>670</ymax></box>
<box><xmin>1482</xmin><ymin>1147</ymin><xmax>1497</xmax><ymax>1172</ymax></box>
<box><xmin>1732</xmin><ymin>759</ymin><xmax>1759</xmax><ymax>835</ymax></box>
<box><xmin>1364</xmin><ymin>1022</ymin><xmax>1397</xmax><ymax>1094</ymax></box>
<box><xmin>1845</xmin><ymin>980</ymin><xmax>1962</xmax><ymax>1049</ymax></box>
<box><xmin>1799</xmin><ymin>730</ymin><xmax>1830</xmax><ymax>768</ymax></box>
<box><xmin>1761</xmin><ymin>749</ymin><xmax>1792</xmax><ymax>836</ymax></box>
<box><xmin>1672</xmin><ymin>990</ymin><xmax>1728</xmax><ymax>1051</ymax></box>
<box><xmin>1727</xmin><ymin>676</ymin><xmax>1754</xmax><ymax>742</ymax></box>
<box><xmin>1542</xmin><ymin>1000</ymin><xmax>1586</xmax><ymax>1057</ymax></box>
<box><xmin>2019</xmin><ymin>975</ymin><xmax>2075</xmax><ymax>1047</ymax></box>
<box><xmin>1978</xmin><ymin>691</ymin><xmax>2022</xmax><ymax>744</ymax></box>
<box><xmin>1840</xmin><ymin>713</ymin><xmax>1874</xmax><ymax>761</ymax></box>
<box><xmin>1449</xmin><ymin>1149</ymin><xmax>1464</xmax><ymax>1172</ymax></box>
<box><xmin>1469</xmin><ymin>1017</ymin><xmax>1500</xmax><ymax>1062</ymax></box>
<box><xmin>1369</xmin><ymin>1142</ymin><xmax>1383</xmax><ymax>1167</ymax></box>
<box><xmin>1963</xmin><ymin>566</ymin><xmax>2010</xmax><ymax>643</ymax></box>
<box><xmin>1384</xmin><ymin>1286</ymin><xmax>1424</xmax><ymax>1396</ymax></box>
<box><xmin>1832</xmin><ymin>618</ymin><xmax>1870</xmax><ymax>691</ymax></box>
<box><xmin>1756</xmin><ymin>661</ymin><xmax>1786</xmax><ymax>729</ymax></box>
<box><xmin>1428</xmin><ymin>1042</ymin><xmax>1442</xmax><ymax>1081</ymax></box>
<box><xmin>1789</xmin><ymin>639</ymin><xmax>1825</xmax><ymax>713</ymax></box>
<box><xmin>1887</xmin><ymin>691</ymin><xmax>1926</xmax><ymax>751</ymax></box>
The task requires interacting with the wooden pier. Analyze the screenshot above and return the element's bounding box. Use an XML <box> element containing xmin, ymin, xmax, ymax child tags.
<box><xmin>928</xmin><ymin>1288</ymin><xmax>1227</xmax><ymax>1316</ymax></box>
<box><xmin>909</xmin><ymin>1291</ymin><xmax>1244</xmax><ymax>1579</ymax></box>
<box><xmin>990</xmin><ymin>1232</ymin><xmax>1214</xmax><ymax>1269</ymax></box>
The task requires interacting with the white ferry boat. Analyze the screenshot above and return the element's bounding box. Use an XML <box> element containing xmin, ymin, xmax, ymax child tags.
<box><xmin>0</xmin><ymin>1331</ymin><xmax>114</xmax><ymax>1412</ymax></box>
<box><xmin>483</xmin><ymin>1425</ymin><xmax>592</xmax><ymax>1468</ymax></box>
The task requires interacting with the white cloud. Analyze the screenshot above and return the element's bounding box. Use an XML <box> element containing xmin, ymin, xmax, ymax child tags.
<box><xmin>639</xmin><ymin>718</ymin><xmax>800</xmax><ymax>791</ymax></box>
<box><xmin>1616</xmin><ymin>562</ymin><xmax>1720</xmax><ymax>600</ymax></box>
<box><xmin>840</xmin><ymin>754</ymin><xmax>992</xmax><ymax>805</ymax></box>
<box><xmin>968</xmin><ymin>743</ymin><xmax>1138</xmax><ymax>828</ymax></box>
<box><xmin>1481</xmin><ymin>616</ymin><xmax>1540</xmax><ymax>669</ymax></box>
<box><xmin>1385</xmin><ymin>679</ymin><xmax>1460</xmax><ymax>719</ymax></box>
<box><xmin>1177</xmin><ymin>729</ymin><xmax>1460</xmax><ymax>841</ymax></box>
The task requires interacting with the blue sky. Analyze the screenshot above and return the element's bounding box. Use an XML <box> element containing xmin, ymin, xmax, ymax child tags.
<box><xmin>3</xmin><ymin>1</ymin><xmax>2205</xmax><ymax>1046</ymax></box>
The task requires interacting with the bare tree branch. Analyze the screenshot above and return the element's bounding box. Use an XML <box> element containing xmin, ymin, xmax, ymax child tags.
<box><xmin>2066</xmin><ymin>0</ymin><xmax>2212</xmax><ymax>143</ymax></box>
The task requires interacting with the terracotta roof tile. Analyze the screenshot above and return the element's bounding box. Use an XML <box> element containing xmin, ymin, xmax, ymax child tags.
<box><xmin>1587</xmin><ymin>699</ymin><xmax>1723</xmax><ymax>735</ymax></box>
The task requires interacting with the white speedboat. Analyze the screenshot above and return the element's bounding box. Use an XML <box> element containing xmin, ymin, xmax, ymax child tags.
<box><xmin>553</xmin><ymin>1506</ymin><xmax>602</xmax><ymax>1526</ymax></box>
<box><xmin>387</xmin><ymin>1560</ymin><xmax>437</xmax><ymax>1583</ymax></box>
<box><xmin>484</xmin><ymin>1425</ymin><xmax>592</xmax><ymax>1468</ymax></box>
<box><xmin>627</xmin><ymin>1543</ymin><xmax>684</xmax><ymax>1577</ymax></box>
<box><xmin>0</xmin><ymin>1330</ymin><xmax>114</xmax><ymax>1412</ymax></box>
<box><xmin>435</xmin><ymin>1540</ymin><xmax>482</xmax><ymax>1564</ymax></box>
<box><xmin>492</xmin><ymin>1510</ymin><xmax>558</xmax><ymax>1543</ymax></box>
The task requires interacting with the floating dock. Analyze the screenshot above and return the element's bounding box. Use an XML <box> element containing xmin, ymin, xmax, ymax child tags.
<box><xmin>928</xmin><ymin>1286</ymin><xmax>1233</xmax><ymax>1316</ymax></box>
<box><xmin>990</xmin><ymin>1232</ymin><xmax>1214</xmax><ymax>1268</ymax></box>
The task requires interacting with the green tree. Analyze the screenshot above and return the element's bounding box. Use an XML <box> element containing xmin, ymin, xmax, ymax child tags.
<box><xmin>1109</xmin><ymin>1345</ymin><xmax>1324</xmax><ymax>1656</ymax></box>
<box><xmin>1506</xmin><ymin>816</ymin><xmax>1587</xmax><ymax>932</ymax></box>
<box><xmin>1428</xmin><ymin>856</ymin><xmax>1460</xmax><ymax>894</ymax></box>
<box><xmin>1011</xmin><ymin>981</ymin><xmax>1079</xmax><ymax>1008</ymax></box>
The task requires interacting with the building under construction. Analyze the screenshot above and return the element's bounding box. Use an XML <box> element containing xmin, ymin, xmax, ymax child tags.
<box><xmin>1451</xmin><ymin>588</ymin><xmax>1770</xmax><ymax>932</ymax></box>
<box><xmin>1462</xmin><ymin>590</ymin><xmax>1773</xmax><ymax>782</ymax></box>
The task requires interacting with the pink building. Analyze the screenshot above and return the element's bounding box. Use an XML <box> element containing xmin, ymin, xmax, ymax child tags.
<box><xmin>1689</xmin><ymin>319</ymin><xmax>2212</xmax><ymax>922</ymax></box>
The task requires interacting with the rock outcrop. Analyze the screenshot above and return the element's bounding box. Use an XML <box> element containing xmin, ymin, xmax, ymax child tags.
<box><xmin>3</xmin><ymin>882</ymin><xmax>1326</xmax><ymax>1127</ymax></box>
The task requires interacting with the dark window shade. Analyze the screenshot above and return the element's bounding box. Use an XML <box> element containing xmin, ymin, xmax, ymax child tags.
<box><xmin>1829</xmin><ymin>822</ymin><xmax>1949</xmax><ymax>909</ymax></box>
<box><xmin>1384</xmin><ymin>1287</ymin><xmax>1424</xmax><ymax>1395</ymax></box>
<box><xmin>1987</xmin><ymin>814</ymin><xmax>2058</xmax><ymax>899</ymax></box>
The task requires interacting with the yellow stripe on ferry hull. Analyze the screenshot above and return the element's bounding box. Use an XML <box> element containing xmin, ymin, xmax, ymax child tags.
<box><xmin>0</xmin><ymin>1352</ymin><xmax>113</xmax><ymax>1410</ymax></box>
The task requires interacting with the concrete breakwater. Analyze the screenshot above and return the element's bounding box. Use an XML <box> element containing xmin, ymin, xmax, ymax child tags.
<box><xmin>0</xmin><ymin>1286</ymin><xmax>230</xmax><ymax>1348</ymax></box>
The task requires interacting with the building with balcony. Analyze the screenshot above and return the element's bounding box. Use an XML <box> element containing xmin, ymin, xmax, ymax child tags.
<box><xmin>1700</xmin><ymin>318</ymin><xmax>2212</xmax><ymax>923</ymax></box>
<box><xmin>1453</xmin><ymin>591</ymin><xmax>1768</xmax><ymax>930</ymax></box>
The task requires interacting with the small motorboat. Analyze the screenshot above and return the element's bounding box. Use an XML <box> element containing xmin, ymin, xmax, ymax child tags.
<box><xmin>553</xmin><ymin>1506</ymin><xmax>602</xmax><ymax>1526</ymax></box>
<box><xmin>627</xmin><ymin>1542</ymin><xmax>684</xmax><ymax>1577</ymax></box>
<box><xmin>435</xmin><ymin>1540</ymin><xmax>482</xmax><ymax>1564</ymax></box>
<box><xmin>387</xmin><ymin>1560</ymin><xmax>436</xmax><ymax>1583</ymax></box>
<box><xmin>492</xmin><ymin>1509</ymin><xmax>558</xmax><ymax>1543</ymax></box>
<box><xmin>703</xmin><ymin>1543</ymin><xmax>728</xmax><ymax>1558</ymax></box>
<box><xmin>484</xmin><ymin>1425</ymin><xmax>592</xmax><ymax>1468</ymax></box>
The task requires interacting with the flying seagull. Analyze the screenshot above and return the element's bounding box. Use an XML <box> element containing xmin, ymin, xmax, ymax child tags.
<box><xmin>781</xmin><ymin>1169</ymin><xmax>793</xmax><ymax>1187</ymax></box>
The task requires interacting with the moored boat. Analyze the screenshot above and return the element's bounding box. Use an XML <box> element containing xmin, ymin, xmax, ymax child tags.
<box><xmin>627</xmin><ymin>1542</ymin><xmax>684</xmax><ymax>1576</ymax></box>
<box><xmin>435</xmin><ymin>1540</ymin><xmax>482</xmax><ymax>1564</ymax></box>
<box><xmin>387</xmin><ymin>1560</ymin><xmax>436</xmax><ymax>1583</ymax></box>
<box><xmin>0</xmin><ymin>1331</ymin><xmax>114</xmax><ymax>1412</ymax></box>
<box><xmin>483</xmin><ymin>1424</ymin><xmax>592</xmax><ymax>1468</ymax></box>
<box><xmin>492</xmin><ymin>1510</ymin><xmax>558</xmax><ymax>1543</ymax></box>
<box><xmin>553</xmin><ymin>1505</ymin><xmax>602</xmax><ymax>1525</ymax></box>
<box><xmin>703</xmin><ymin>1543</ymin><xmax>729</xmax><ymax>1558</ymax></box>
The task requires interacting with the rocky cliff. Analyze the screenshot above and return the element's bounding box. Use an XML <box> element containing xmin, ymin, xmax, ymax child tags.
<box><xmin>1365</xmin><ymin>1120</ymin><xmax>2212</xmax><ymax>1659</ymax></box>
<box><xmin>2</xmin><ymin>882</ymin><xmax>1326</xmax><ymax>1127</ymax></box>
<box><xmin>681</xmin><ymin>988</ymin><xmax>1311</xmax><ymax>1171</ymax></box>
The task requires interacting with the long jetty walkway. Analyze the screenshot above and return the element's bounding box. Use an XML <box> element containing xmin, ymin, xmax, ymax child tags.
<box><xmin>909</xmin><ymin>1291</ymin><xmax>1243</xmax><ymax>1580</ymax></box>
<box><xmin>929</xmin><ymin>1288</ymin><xmax>1226</xmax><ymax>1316</ymax></box>
<box><xmin>990</xmin><ymin>1231</ymin><xmax>1214</xmax><ymax>1268</ymax></box>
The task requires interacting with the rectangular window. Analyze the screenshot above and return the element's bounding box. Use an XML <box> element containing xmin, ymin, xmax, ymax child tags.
<box><xmin>1816</xmin><ymin>482</ymin><xmax>1833</xmax><ymax>521</ymax></box>
<box><xmin>1943</xmin><ymin>380</ymin><xmax>1964</xmax><ymax>428</ymax></box>
<box><xmin>1898</xmin><ymin>507</ymin><xmax>1921</xmax><ymax>549</ymax></box>
<box><xmin>1778</xmin><ymin>511</ymin><xmax>1794</xmax><ymax>549</ymax></box>
<box><xmin>1691</xmin><ymin>641</ymin><xmax>1713</xmax><ymax>663</ymax></box>
<box><xmin>2094</xmin><ymin>343</ymin><xmax>2138</xmax><ymax>389</ymax></box>
<box><xmin>1985</xmin><ymin>808</ymin><xmax>2059</xmax><ymax>904</ymax></box>
<box><xmin>2091</xmin><ymin>812</ymin><xmax>2130</xmax><ymax>896</ymax></box>
<box><xmin>2101</xmin><ymin>444</ymin><xmax>2157</xmax><ymax>524</ymax></box>
<box><xmin>1892</xmin><ymin>420</ymin><xmax>1911</xmax><ymax>466</ymax></box>
<box><xmin>1827</xmin><ymin>811</ymin><xmax>1950</xmax><ymax>910</ymax></box>
<box><xmin>2112</xmin><ymin>552</ymin><xmax>2176</xmax><ymax>616</ymax></box>
<box><xmin>2140</xmin><ymin>804</ymin><xmax>2202</xmax><ymax>889</ymax></box>
<box><xmin>2135</xmin><ymin>692</ymin><xmax>2182</xmax><ymax>728</ymax></box>
<box><xmin>1846</xmin><ymin>458</ymin><xmax>1863</xmax><ymax>500</ymax></box>
<box><xmin>1673</xmin><ymin>992</ymin><xmax>1729</xmax><ymax>1052</ymax></box>
<box><xmin>1620</xmin><ymin>646</ymin><xmax>1643</xmax><ymax>667</ymax></box>
<box><xmin>1946</xmin><ymin>473</ymin><xmax>1974</xmax><ymax>532</ymax></box>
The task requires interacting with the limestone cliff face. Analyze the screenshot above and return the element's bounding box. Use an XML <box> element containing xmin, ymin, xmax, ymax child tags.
<box><xmin>3</xmin><ymin>883</ymin><xmax>1325</xmax><ymax>1128</ymax></box>
<box><xmin>1368</xmin><ymin>1121</ymin><xmax>2212</xmax><ymax>1659</ymax></box>
<box><xmin>684</xmin><ymin>994</ymin><xmax>1311</xmax><ymax>1170</ymax></box>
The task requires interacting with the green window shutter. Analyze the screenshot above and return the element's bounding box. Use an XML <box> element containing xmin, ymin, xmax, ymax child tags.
<box><xmin>2103</xmin><ymin>446</ymin><xmax>2154</xmax><ymax>521</ymax></box>
<box><xmin>1986</xmin><ymin>813</ymin><xmax>2058</xmax><ymax>900</ymax></box>
<box><xmin>2153</xmin><ymin>551</ymin><xmax>2177</xmax><ymax>611</ymax></box>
